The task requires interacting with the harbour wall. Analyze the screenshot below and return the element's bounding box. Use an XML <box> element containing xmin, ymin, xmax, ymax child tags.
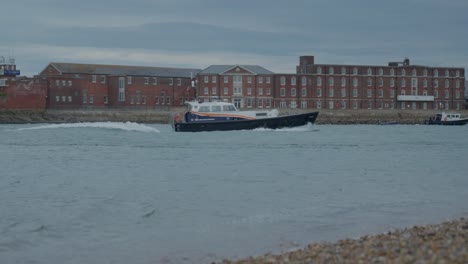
<box><xmin>1</xmin><ymin>109</ymin><xmax>467</xmax><ymax>125</ymax></box>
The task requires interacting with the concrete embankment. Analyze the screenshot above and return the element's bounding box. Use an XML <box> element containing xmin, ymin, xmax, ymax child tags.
<box><xmin>1</xmin><ymin>109</ymin><xmax>467</xmax><ymax>125</ymax></box>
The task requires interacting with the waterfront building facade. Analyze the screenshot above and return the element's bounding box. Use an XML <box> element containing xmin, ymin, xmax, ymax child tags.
<box><xmin>197</xmin><ymin>56</ymin><xmax>465</xmax><ymax>111</ymax></box>
<box><xmin>1</xmin><ymin>57</ymin><xmax>47</xmax><ymax>110</ymax></box>
<box><xmin>38</xmin><ymin>63</ymin><xmax>200</xmax><ymax>109</ymax></box>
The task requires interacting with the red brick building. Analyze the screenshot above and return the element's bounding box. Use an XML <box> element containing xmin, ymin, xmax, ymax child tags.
<box><xmin>1</xmin><ymin>58</ymin><xmax>47</xmax><ymax>110</ymax></box>
<box><xmin>196</xmin><ymin>65</ymin><xmax>275</xmax><ymax>109</ymax></box>
<box><xmin>197</xmin><ymin>56</ymin><xmax>465</xmax><ymax>111</ymax></box>
<box><xmin>38</xmin><ymin>63</ymin><xmax>200</xmax><ymax>109</ymax></box>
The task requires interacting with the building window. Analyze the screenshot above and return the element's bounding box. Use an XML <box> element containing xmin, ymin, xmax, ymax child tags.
<box><xmin>445</xmin><ymin>70</ymin><xmax>449</xmax><ymax>77</ymax></box>
<box><xmin>89</xmin><ymin>95</ymin><xmax>94</xmax><ymax>104</ymax></box>
<box><xmin>329</xmin><ymin>67</ymin><xmax>334</xmax><ymax>74</ymax></box>
<box><xmin>353</xmin><ymin>101</ymin><xmax>358</xmax><ymax>109</ymax></box>
<box><xmin>401</xmin><ymin>79</ymin><xmax>406</xmax><ymax>87</ymax></box>
<box><xmin>341</xmin><ymin>87</ymin><xmax>346</xmax><ymax>97</ymax></box>
<box><xmin>424</xmin><ymin>69</ymin><xmax>428</xmax><ymax>76</ymax></box>
<box><xmin>155</xmin><ymin>96</ymin><xmax>159</xmax><ymax>104</ymax></box>
<box><xmin>317</xmin><ymin>77</ymin><xmax>322</xmax><ymax>86</ymax></box>
<box><xmin>247</xmin><ymin>87</ymin><xmax>252</xmax><ymax>95</ymax></box>
<box><xmin>247</xmin><ymin>98</ymin><xmax>252</xmax><ymax>108</ymax></box>
<box><xmin>266</xmin><ymin>99</ymin><xmax>271</xmax><ymax>108</ymax></box>
<box><xmin>153</xmin><ymin>77</ymin><xmax>158</xmax><ymax>85</ymax></box>
<box><xmin>329</xmin><ymin>88</ymin><xmax>334</xmax><ymax>97</ymax></box>
<box><xmin>341</xmin><ymin>67</ymin><xmax>346</xmax><ymax>75</ymax></box>
<box><xmin>55</xmin><ymin>80</ymin><xmax>60</xmax><ymax>86</ymax></box>
<box><xmin>367</xmin><ymin>78</ymin><xmax>372</xmax><ymax>86</ymax></box>
<box><xmin>266</xmin><ymin>88</ymin><xmax>271</xmax><ymax>95</ymax></box>
<box><xmin>130</xmin><ymin>96</ymin><xmax>135</xmax><ymax>104</ymax></box>
<box><xmin>224</xmin><ymin>87</ymin><xmax>228</xmax><ymax>95</ymax></box>
<box><xmin>317</xmin><ymin>101</ymin><xmax>322</xmax><ymax>109</ymax></box>
<box><xmin>434</xmin><ymin>69</ymin><xmax>438</xmax><ymax>77</ymax></box>
<box><xmin>280</xmin><ymin>101</ymin><xmax>287</xmax><ymax>108</ymax></box>
<box><xmin>280</xmin><ymin>88</ymin><xmax>286</xmax><ymax>96</ymax></box>
<box><xmin>301</xmin><ymin>76</ymin><xmax>307</xmax><ymax>85</ymax></box>
<box><xmin>127</xmin><ymin>76</ymin><xmax>132</xmax><ymax>84</ymax></box>
<box><xmin>177</xmin><ymin>78</ymin><xmax>181</xmax><ymax>86</ymax></box>
<box><xmin>317</xmin><ymin>67</ymin><xmax>322</xmax><ymax>74</ymax></box>
<box><xmin>412</xmin><ymin>78</ymin><xmax>417</xmax><ymax>88</ymax></box>
<box><xmin>55</xmin><ymin>96</ymin><xmax>60</xmax><ymax>102</ymax></box>
<box><xmin>166</xmin><ymin>97</ymin><xmax>171</xmax><ymax>105</ymax></box>
<box><xmin>456</xmin><ymin>70</ymin><xmax>460</xmax><ymax>77</ymax></box>
<box><xmin>92</xmin><ymin>75</ymin><xmax>96</xmax><ymax>83</ymax></box>
<box><xmin>390</xmin><ymin>78</ymin><xmax>395</xmax><ymax>87</ymax></box>
<box><xmin>62</xmin><ymin>80</ymin><xmax>66</xmax><ymax>86</ymax></box>
<box><xmin>266</xmin><ymin>77</ymin><xmax>271</xmax><ymax>83</ymax></box>
<box><xmin>291</xmin><ymin>76</ymin><xmax>296</xmax><ymax>85</ymax></box>
<box><xmin>258</xmin><ymin>99</ymin><xmax>263</xmax><ymax>108</ymax></box>
<box><xmin>291</xmin><ymin>88</ymin><xmax>296</xmax><ymax>96</ymax></box>
<box><xmin>212</xmin><ymin>87</ymin><xmax>217</xmax><ymax>95</ymax></box>
<box><xmin>456</xmin><ymin>80</ymin><xmax>460</xmax><ymax>88</ymax></box>
<box><xmin>367</xmin><ymin>89</ymin><xmax>372</xmax><ymax>98</ymax></box>
<box><xmin>445</xmin><ymin>90</ymin><xmax>449</xmax><ymax>98</ymax></box>
<box><xmin>390</xmin><ymin>89</ymin><xmax>395</xmax><ymax>98</ymax></box>
<box><xmin>258</xmin><ymin>76</ymin><xmax>263</xmax><ymax>83</ymax></box>
<box><xmin>301</xmin><ymin>101</ymin><xmax>307</xmax><ymax>109</ymax></box>
<box><xmin>378</xmin><ymin>78</ymin><xmax>383</xmax><ymax>87</ymax></box>
<box><xmin>144</xmin><ymin>77</ymin><xmax>149</xmax><ymax>85</ymax></box>
<box><xmin>224</xmin><ymin>76</ymin><xmax>228</xmax><ymax>83</ymax></box>
<box><xmin>445</xmin><ymin>79</ymin><xmax>449</xmax><ymax>88</ymax></box>
<box><xmin>258</xmin><ymin>87</ymin><xmax>263</xmax><ymax>95</ymax></box>
<box><xmin>317</xmin><ymin>88</ymin><xmax>322</xmax><ymax>97</ymax></box>
<box><xmin>412</xmin><ymin>69</ymin><xmax>417</xmax><ymax>76</ymax></box>
<box><xmin>329</xmin><ymin>101</ymin><xmax>334</xmax><ymax>109</ymax></box>
<box><xmin>301</xmin><ymin>88</ymin><xmax>307</xmax><ymax>96</ymax></box>
<box><xmin>212</xmin><ymin>76</ymin><xmax>217</xmax><ymax>83</ymax></box>
<box><xmin>378</xmin><ymin>89</ymin><xmax>383</xmax><ymax>98</ymax></box>
<box><xmin>423</xmin><ymin>79</ymin><xmax>427</xmax><ymax>88</ymax></box>
<box><xmin>61</xmin><ymin>96</ymin><xmax>66</xmax><ymax>102</ymax></box>
<box><xmin>247</xmin><ymin>76</ymin><xmax>251</xmax><ymax>83</ymax></box>
<box><xmin>341</xmin><ymin>77</ymin><xmax>346</xmax><ymax>87</ymax></box>
<box><xmin>100</xmin><ymin>76</ymin><xmax>106</xmax><ymax>83</ymax></box>
<box><xmin>353</xmin><ymin>77</ymin><xmax>358</xmax><ymax>87</ymax></box>
<box><xmin>104</xmin><ymin>96</ymin><xmax>108</xmax><ymax>104</ymax></box>
<box><xmin>169</xmin><ymin>78</ymin><xmax>174</xmax><ymax>86</ymax></box>
<box><xmin>83</xmin><ymin>90</ymin><xmax>88</xmax><ymax>104</ymax></box>
<box><xmin>401</xmin><ymin>89</ymin><xmax>406</xmax><ymax>96</ymax></box>
<box><xmin>390</xmin><ymin>68</ymin><xmax>395</xmax><ymax>76</ymax></box>
<box><xmin>329</xmin><ymin>77</ymin><xmax>334</xmax><ymax>86</ymax></box>
<box><xmin>68</xmin><ymin>96</ymin><xmax>72</xmax><ymax>102</ymax></box>
<box><xmin>379</xmin><ymin>68</ymin><xmax>383</xmax><ymax>76</ymax></box>
<box><xmin>353</xmin><ymin>88</ymin><xmax>358</xmax><ymax>97</ymax></box>
<box><xmin>434</xmin><ymin>90</ymin><xmax>439</xmax><ymax>98</ymax></box>
<box><xmin>434</xmin><ymin>79</ymin><xmax>439</xmax><ymax>88</ymax></box>
<box><xmin>280</xmin><ymin>76</ymin><xmax>286</xmax><ymax>85</ymax></box>
<box><xmin>367</xmin><ymin>68</ymin><xmax>372</xmax><ymax>75</ymax></box>
<box><xmin>423</xmin><ymin>90</ymin><xmax>428</xmax><ymax>96</ymax></box>
<box><xmin>402</xmin><ymin>69</ymin><xmax>406</xmax><ymax>76</ymax></box>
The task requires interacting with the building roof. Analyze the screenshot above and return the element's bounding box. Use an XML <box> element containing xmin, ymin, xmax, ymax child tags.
<box><xmin>47</xmin><ymin>62</ymin><xmax>201</xmax><ymax>78</ymax></box>
<box><xmin>198</xmin><ymin>65</ymin><xmax>274</xmax><ymax>75</ymax></box>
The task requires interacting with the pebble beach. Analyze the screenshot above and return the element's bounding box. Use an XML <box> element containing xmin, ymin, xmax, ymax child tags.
<box><xmin>221</xmin><ymin>217</ymin><xmax>468</xmax><ymax>264</ymax></box>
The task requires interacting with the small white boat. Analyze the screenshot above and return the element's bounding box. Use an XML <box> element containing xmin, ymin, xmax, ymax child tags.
<box><xmin>425</xmin><ymin>112</ymin><xmax>468</xmax><ymax>126</ymax></box>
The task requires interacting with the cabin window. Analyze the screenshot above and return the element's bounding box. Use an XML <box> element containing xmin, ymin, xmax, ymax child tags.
<box><xmin>199</xmin><ymin>106</ymin><xmax>210</xmax><ymax>112</ymax></box>
<box><xmin>211</xmin><ymin>105</ymin><xmax>221</xmax><ymax>112</ymax></box>
<box><xmin>222</xmin><ymin>105</ymin><xmax>236</xmax><ymax>111</ymax></box>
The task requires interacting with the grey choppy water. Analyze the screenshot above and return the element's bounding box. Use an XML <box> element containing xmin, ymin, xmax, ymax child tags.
<box><xmin>1</xmin><ymin>122</ymin><xmax>467</xmax><ymax>263</ymax></box>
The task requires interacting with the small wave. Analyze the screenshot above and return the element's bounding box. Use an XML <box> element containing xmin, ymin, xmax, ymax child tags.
<box><xmin>15</xmin><ymin>122</ymin><xmax>160</xmax><ymax>133</ymax></box>
<box><xmin>253</xmin><ymin>122</ymin><xmax>318</xmax><ymax>132</ymax></box>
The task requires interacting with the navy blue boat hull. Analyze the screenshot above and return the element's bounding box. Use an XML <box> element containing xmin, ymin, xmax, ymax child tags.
<box><xmin>424</xmin><ymin>118</ymin><xmax>468</xmax><ymax>126</ymax></box>
<box><xmin>174</xmin><ymin>112</ymin><xmax>319</xmax><ymax>132</ymax></box>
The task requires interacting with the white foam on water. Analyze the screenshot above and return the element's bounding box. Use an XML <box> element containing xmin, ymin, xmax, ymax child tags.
<box><xmin>15</xmin><ymin>122</ymin><xmax>160</xmax><ymax>133</ymax></box>
<box><xmin>253</xmin><ymin>122</ymin><xmax>317</xmax><ymax>132</ymax></box>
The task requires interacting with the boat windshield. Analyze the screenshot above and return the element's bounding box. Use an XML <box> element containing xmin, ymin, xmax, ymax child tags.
<box><xmin>222</xmin><ymin>105</ymin><xmax>237</xmax><ymax>111</ymax></box>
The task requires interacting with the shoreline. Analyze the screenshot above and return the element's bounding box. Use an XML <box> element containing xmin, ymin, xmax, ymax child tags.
<box><xmin>220</xmin><ymin>217</ymin><xmax>468</xmax><ymax>263</ymax></box>
<box><xmin>2</xmin><ymin>109</ymin><xmax>467</xmax><ymax>125</ymax></box>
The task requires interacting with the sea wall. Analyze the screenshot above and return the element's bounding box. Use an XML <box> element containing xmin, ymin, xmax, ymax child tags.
<box><xmin>1</xmin><ymin>109</ymin><xmax>467</xmax><ymax>125</ymax></box>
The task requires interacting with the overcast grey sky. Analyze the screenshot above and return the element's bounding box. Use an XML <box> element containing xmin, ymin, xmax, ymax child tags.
<box><xmin>1</xmin><ymin>0</ymin><xmax>467</xmax><ymax>77</ymax></box>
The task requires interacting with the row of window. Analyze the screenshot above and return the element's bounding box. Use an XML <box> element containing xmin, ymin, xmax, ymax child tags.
<box><xmin>204</xmin><ymin>75</ymin><xmax>272</xmax><ymax>84</ymax></box>
<box><xmin>269</xmin><ymin>100</ymin><xmax>462</xmax><ymax>111</ymax></box>
<box><xmin>315</xmin><ymin>67</ymin><xmax>462</xmax><ymax>77</ymax></box>
<box><xmin>203</xmin><ymin>87</ymin><xmax>273</xmax><ymax>95</ymax></box>
<box><xmin>55</xmin><ymin>80</ymin><xmax>73</xmax><ymax>86</ymax></box>
<box><xmin>286</xmin><ymin>77</ymin><xmax>463</xmax><ymax>88</ymax></box>
<box><xmin>54</xmin><ymin>95</ymin><xmax>109</xmax><ymax>104</ymax></box>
